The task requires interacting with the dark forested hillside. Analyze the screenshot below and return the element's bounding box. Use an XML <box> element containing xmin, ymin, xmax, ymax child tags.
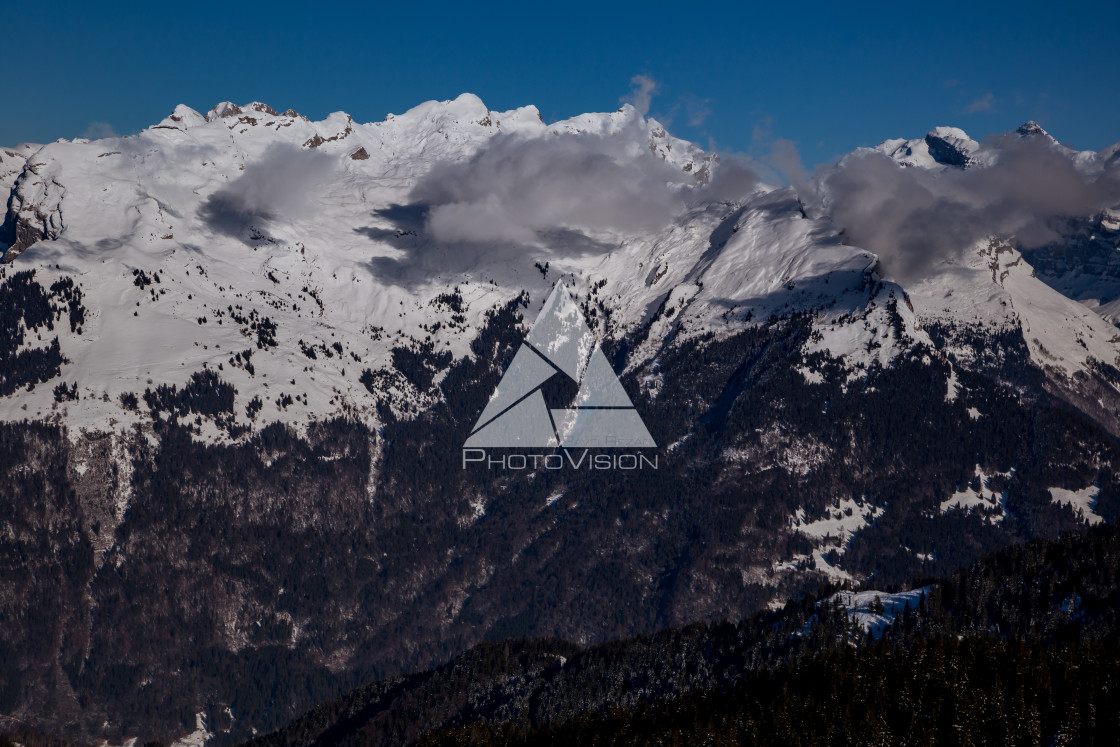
<box><xmin>2</xmin><ymin>272</ymin><xmax>1119</xmax><ymax>744</ymax></box>
<box><xmin>244</xmin><ymin>523</ymin><xmax>1120</xmax><ymax>747</ymax></box>
<box><xmin>434</xmin><ymin>637</ymin><xmax>1118</xmax><ymax>746</ymax></box>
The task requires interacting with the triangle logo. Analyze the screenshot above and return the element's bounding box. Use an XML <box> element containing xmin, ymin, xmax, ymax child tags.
<box><xmin>465</xmin><ymin>282</ymin><xmax>656</xmax><ymax>448</ymax></box>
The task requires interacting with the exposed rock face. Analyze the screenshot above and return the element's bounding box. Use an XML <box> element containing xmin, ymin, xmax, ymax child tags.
<box><xmin>1</xmin><ymin>202</ymin><xmax>60</xmax><ymax>263</ymax></box>
<box><xmin>1</xmin><ymin>158</ymin><xmax>65</xmax><ymax>263</ymax></box>
<box><xmin>1016</xmin><ymin>120</ymin><xmax>1050</xmax><ymax>138</ymax></box>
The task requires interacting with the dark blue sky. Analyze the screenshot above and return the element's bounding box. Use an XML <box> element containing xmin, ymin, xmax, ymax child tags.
<box><xmin>12</xmin><ymin>1</ymin><xmax>1120</xmax><ymax>164</ymax></box>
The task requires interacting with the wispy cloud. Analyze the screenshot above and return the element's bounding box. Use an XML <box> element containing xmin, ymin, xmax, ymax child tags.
<box><xmin>767</xmin><ymin>138</ymin><xmax>810</xmax><ymax>195</ymax></box>
<box><xmin>751</xmin><ymin>117</ymin><xmax>774</xmax><ymax>146</ymax></box>
<box><xmin>685</xmin><ymin>97</ymin><xmax>711</xmax><ymax>127</ymax></box>
<box><xmin>966</xmin><ymin>93</ymin><xmax>995</xmax><ymax>113</ymax></box>
<box><xmin>622</xmin><ymin>74</ymin><xmax>659</xmax><ymax>116</ymax></box>
<box><xmin>661</xmin><ymin>96</ymin><xmax>712</xmax><ymax>129</ymax></box>
<box><xmin>83</xmin><ymin>121</ymin><xmax>118</xmax><ymax>139</ymax></box>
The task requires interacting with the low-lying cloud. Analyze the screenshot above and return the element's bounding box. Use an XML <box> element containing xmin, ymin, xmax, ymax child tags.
<box><xmin>199</xmin><ymin>143</ymin><xmax>335</xmax><ymax>239</ymax></box>
<box><xmin>814</xmin><ymin>135</ymin><xmax>1120</xmax><ymax>283</ymax></box>
<box><xmin>696</xmin><ymin>157</ymin><xmax>762</xmax><ymax>203</ymax></box>
<box><xmin>409</xmin><ymin>127</ymin><xmax>698</xmax><ymax>245</ymax></box>
<box><xmin>190</xmin><ymin>109</ymin><xmax>1120</xmax><ymax>293</ymax></box>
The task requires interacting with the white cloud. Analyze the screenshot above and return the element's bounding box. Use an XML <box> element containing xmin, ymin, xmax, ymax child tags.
<box><xmin>622</xmin><ymin>74</ymin><xmax>659</xmax><ymax>116</ymax></box>
<box><xmin>411</xmin><ymin>125</ymin><xmax>690</xmax><ymax>245</ymax></box>
<box><xmin>816</xmin><ymin>135</ymin><xmax>1120</xmax><ymax>282</ymax></box>
<box><xmin>82</xmin><ymin>122</ymin><xmax>119</xmax><ymax>140</ymax></box>
<box><xmin>686</xmin><ymin>98</ymin><xmax>711</xmax><ymax>127</ymax></box>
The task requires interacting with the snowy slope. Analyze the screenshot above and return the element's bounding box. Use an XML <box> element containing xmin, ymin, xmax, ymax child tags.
<box><xmin>905</xmin><ymin>237</ymin><xmax>1120</xmax><ymax>381</ymax></box>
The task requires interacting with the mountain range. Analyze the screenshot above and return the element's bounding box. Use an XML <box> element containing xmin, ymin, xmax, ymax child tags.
<box><xmin>0</xmin><ymin>94</ymin><xmax>1117</xmax><ymax>744</ymax></box>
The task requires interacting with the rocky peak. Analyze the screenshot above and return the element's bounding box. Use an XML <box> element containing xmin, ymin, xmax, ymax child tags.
<box><xmin>1015</xmin><ymin>120</ymin><xmax>1050</xmax><ymax>138</ymax></box>
<box><xmin>924</xmin><ymin>126</ymin><xmax>980</xmax><ymax>168</ymax></box>
<box><xmin>205</xmin><ymin>101</ymin><xmax>243</xmax><ymax>121</ymax></box>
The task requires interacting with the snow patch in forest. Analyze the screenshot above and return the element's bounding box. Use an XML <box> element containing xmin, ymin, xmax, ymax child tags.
<box><xmin>1049</xmin><ymin>485</ymin><xmax>1104</xmax><ymax>525</ymax></box>
<box><xmin>826</xmin><ymin>587</ymin><xmax>933</xmax><ymax>639</ymax></box>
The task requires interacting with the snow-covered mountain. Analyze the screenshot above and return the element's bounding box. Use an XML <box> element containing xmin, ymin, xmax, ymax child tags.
<box><xmin>861</xmin><ymin>118</ymin><xmax>1120</xmax><ymax>430</ymax></box>
<box><xmin>4</xmin><ymin>95</ymin><xmax>1118</xmax><ymax>441</ymax></box>
<box><xmin>2</xmin><ymin>97</ymin><xmax>1119</xmax><ymax>744</ymax></box>
<box><xmin>0</xmin><ymin>94</ymin><xmax>721</xmax><ymax>436</ymax></box>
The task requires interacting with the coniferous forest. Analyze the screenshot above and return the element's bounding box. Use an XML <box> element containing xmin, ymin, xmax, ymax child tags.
<box><xmin>239</xmin><ymin>522</ymin><xmax>1120</xmax><ymax>747</ymax></box>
